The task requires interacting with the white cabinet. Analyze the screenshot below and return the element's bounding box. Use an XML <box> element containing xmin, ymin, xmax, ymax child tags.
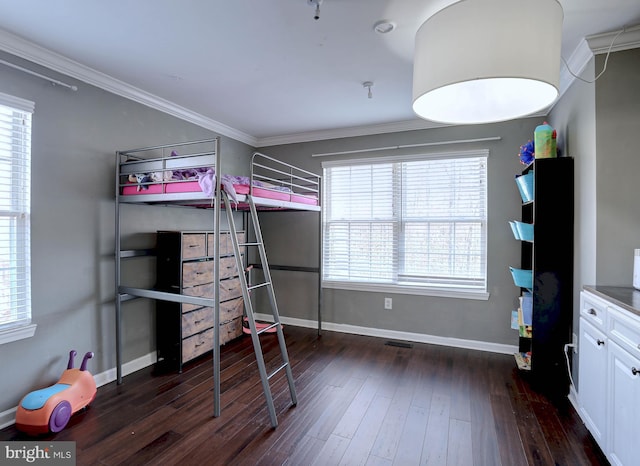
<box><xmin>607</xmin><ymin>306</ymin><xmax>640</xmax><ymax>466</ymax></box>
<box><xmin>578</xmin><ymin>291</ymin><xmax>609</xmax><ymax>447</ymax></box>
<box><xmin>608</xmin><ymin>341</ymin><xmax>640</xmax><ymax>466</ymax></box>
<box><xmin>578</xmin><ymin>317</ymin><xmax>607</xmax><ymax>446</ymax></box>
<box><xmin>578</xmin><ymin>289</ymin><xmax>640</xmax><ymax>466</ymax></box>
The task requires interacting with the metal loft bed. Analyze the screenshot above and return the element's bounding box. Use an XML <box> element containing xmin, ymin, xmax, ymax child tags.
<box><xmin>114</xmin><ymin>137</ymin><xmax>321</xmax><ymax>427</ymax></box>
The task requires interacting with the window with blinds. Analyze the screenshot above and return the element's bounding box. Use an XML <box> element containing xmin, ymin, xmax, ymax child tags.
<box><xmin>322</xmin><ymin>150</ymin><xmax>487</xmax><ymax>294</ymax></box>
<box><xmin>0</xmin><ymin>92</ymin><xmax>33</xmax><ymax>333</ymax></box>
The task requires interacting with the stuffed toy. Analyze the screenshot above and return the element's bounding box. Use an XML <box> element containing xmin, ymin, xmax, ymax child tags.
<box><xmin>518</xmin><ymin>140</ymin><xmax>535</xmax><ymax>165</ymax></box>
<box><xmin>150</xmin><ymin>171</ymin><xmax>173</xmax><ymax>182</ymax></box>
<box><xmin>128</xmin><ymin>173</ymin><xmax>152</xmax><ymax>191</ymax></box>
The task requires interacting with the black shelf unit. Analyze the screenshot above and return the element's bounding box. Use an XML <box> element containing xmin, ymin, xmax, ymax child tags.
<box><xmin>515</xmin><ymin>157</ymin><xmax>574</xmax><ymax>400</ymax></box>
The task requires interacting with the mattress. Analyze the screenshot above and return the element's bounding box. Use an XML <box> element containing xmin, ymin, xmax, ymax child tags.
<box><xmin>121</xmin><ymin>181</ymin><xmax>319</xmax><ymax>206</ymax></box>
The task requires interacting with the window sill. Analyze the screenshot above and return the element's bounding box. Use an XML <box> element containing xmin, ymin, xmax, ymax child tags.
<box><xmin>322</xmin><ymin>281</ymin><xmax>490</xmax><ymax>300</ymax></box>
<box><xmin>0</xmin><ymin>324</ymin><xmax>37</xmax><ymax>345</ymax></box>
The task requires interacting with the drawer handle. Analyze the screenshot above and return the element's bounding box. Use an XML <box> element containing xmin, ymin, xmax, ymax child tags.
<box><xmin>194</xmin><ymin>319</ymin><xmax>203</xmax><ymax>325</ymax></box>
<box><xmin>195</xmin><ymin>341</ymin><xmax>205</xmax><ymax>347</ymax></box>
<box><xmin>597</xmin><ymin>339</ymin><xmax>605</xmax><ymax>346</ymax></box>
<box><xmin>588</xmin><ymin>308</ymin><xmax>597</xmax><ymax>316</ymax></box>
<box><xmin>632</xmin><ymin>367</ymin><xmax>639</xmax><ymax>376</ymax></box>
<box><xmin>188</xmin><ymin>244</ymin><xmax>199</xmax><ymax>248</ymax></box>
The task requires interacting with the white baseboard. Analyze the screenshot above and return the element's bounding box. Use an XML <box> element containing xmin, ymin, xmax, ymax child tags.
<box><xmin>92</xmin><ymin>351</ymin><xmax>157</xmax><ymax>388</ymax></box>
<box><xmin>255</xmin><ymin>314</ymin><xmax>519</xmax><ymax>355</ymax></box>
<box><xmin>0</xmin><ymin>351</ymin><xmax>157</xmax><ymax>430</ymax></box>
<box><xmin>568</xmin><ymin>384</ymin><xmax>581</xmax><ymax>419</ymax></box>
<box><xmin>0</xmin><ymin>408</ymin><xmax>16</xmax><ymax>431</ymax></box>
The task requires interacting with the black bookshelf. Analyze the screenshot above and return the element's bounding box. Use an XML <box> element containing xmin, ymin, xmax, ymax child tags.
<box><xmin>515</xmin><ymin>157</ymin><xmax>574</xmax><ymax>400</ymax></box>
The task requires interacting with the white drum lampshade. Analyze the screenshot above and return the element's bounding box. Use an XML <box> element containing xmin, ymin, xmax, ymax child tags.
<box><xmin>412</xmin><ymin>0</ymin><xmax>564</xmax><ymax>125</ymax></box>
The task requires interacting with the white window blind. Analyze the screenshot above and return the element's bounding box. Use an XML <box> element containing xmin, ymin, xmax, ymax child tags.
<box><xmin>0</xmin><ymin>92</ymin><xmax>33</xmax><ymax>332</ymax></box>
<box><xmin>322</xmin><ymin>150</ymin><xmax>487</xmax><ymax>294</ymax></box>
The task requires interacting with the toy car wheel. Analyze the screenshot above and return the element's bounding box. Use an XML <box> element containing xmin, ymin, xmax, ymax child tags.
<box><xmin>49</xmin><ymin>400</ymin><xmax>72</xmax><ymax>433</ymax></box>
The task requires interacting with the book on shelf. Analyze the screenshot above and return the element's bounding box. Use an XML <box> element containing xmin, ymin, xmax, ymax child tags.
<box><xmin>516</xmin><ymin>299</ymin><xmax>533</xmax><ymax>338</ymax></box>
<box><xmin>520</xmin><ymin>292</ymin><xmax>533</xmax><ymax>326</ymax></box>
<box><xmin>514</xmin><ymin>351</ymin><xmax>531</xmax><ymax>371</ymax></box>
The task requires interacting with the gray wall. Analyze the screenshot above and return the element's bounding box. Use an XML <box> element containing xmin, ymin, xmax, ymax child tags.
<box><xmin>594</xmin><ymin>48</ymin><xmax>640</xmax><ymax>285</ymax></box>
<box><xmin>548</xmin><ymin>56</ymin><xmax>597</xmax><ymax>391</ymax></box>
<box><xmin>0</xmin><ymin>51</ymin><xmax>252</xmax><ymax>414</ymax></box>
<box><xmin>548</xmin><ymin>47</ymin><xmax>640</xmax><ymax>392</ymax></box>
<box><xmin>259</xmin><ymin>120</ymin><xmax>540</xmax><ymax>345</ymax></box>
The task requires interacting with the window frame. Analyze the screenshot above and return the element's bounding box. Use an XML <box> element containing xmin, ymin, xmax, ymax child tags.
<box><xmin>0</xmin><ymin>91</ymin><xmax>36</xmax><ymax>344</ymax></box>
<box><xmin>321</xmin><ymin>150</ymin><xmax>489</xmax><ymax>301</ymax></box>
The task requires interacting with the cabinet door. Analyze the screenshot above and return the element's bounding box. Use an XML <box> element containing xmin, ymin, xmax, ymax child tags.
<box><xmin>607</xmin><ymin>341</ymin><xmax>640</xmax><ymax>466</ymax></box>
<box><xmin>578</xmin><ymin>317</ymin><xmax>608</xmax><ymax>447</ymax></box>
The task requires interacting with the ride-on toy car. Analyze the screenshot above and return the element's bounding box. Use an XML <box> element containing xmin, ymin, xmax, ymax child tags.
<box><xmin>15</xmin><ymin>350</ymin><xmax>97</xmax><ymax>435</ymax></box>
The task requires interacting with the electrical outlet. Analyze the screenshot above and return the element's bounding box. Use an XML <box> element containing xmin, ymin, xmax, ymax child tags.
<box><xmin>572</xmin><ymin>333</ymin><xmax>578</xmax><ymax>353</ymax></box>
<box><xmin>384</xmin><ymin>297</ymin><xmax>392</xmax><ymax>310</ymax></box>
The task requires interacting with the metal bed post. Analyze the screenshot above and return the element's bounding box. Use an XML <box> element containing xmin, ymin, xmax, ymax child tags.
<box><xmin>114</xmin><ymin>151</ymin><xmax>123</xmax><ymax>384</ymax></box>
<box><xmin>212</xmin><ymin>138</ymin><xmax>221</xmax><ymax>418</ymax></box>
<box><xmin>317</xmin><ymin>180</ymin><xmax>322</xmax><ymax>336</ymax></box>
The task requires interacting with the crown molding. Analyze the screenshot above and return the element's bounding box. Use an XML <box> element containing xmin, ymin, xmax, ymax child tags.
<box><xmin>559</xmin><ymin>37</ymin><xmax>594</xmax><ymax>95</ymax></box>
<box><xmin>256</xmin><ymin>118</ymin><xmax>449</xmax><ymax>147</ymax></box>
<box><xmin>586</xmin><ymin>24</ymin><xmax>640</xmax><ymax>55</ymax></box>
<box><xmin>0</xmin><ymin>28</ymin><xmax>257</xmax><ymax>147</ymax></box>
<box><xmin>552</xmin><ymin>24</ymin><xmax>640</xmax><ymax>112</ymax></box>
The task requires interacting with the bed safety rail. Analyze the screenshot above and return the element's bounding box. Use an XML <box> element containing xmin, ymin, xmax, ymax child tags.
<box><xmin>250</xmin><ymin>152</ymin><xmax>321</xmax><ymax>206</ymax></box>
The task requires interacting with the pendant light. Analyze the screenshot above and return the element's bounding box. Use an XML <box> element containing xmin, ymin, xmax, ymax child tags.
<box><xmin>412</xmin><ymin>0</ymin><xmax>564</xmax><ymax>125</ymax></box>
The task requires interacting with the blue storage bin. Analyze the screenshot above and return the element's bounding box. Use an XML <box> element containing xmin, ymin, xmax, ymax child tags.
<box><xmin>510</xmin><ymin>267</ymin><xmax>533</xmax><ymax>289</ymax></box>
<box><xmin>515</xmin><ymin>221</ymin><xmax>534</xmax><ymax>242</ymax></box>
<box><xmin>509</xmin><ymin>221</ymin><xmax>521</xmax><ymax>240</ymax></box>
<box><xmin>515</xmin><ymin>171</ymin><xmax>534</xmax><ymax>203</ymax></box>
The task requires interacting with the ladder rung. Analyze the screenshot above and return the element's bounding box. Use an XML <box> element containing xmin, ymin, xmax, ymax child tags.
<box><xmin>267</xmin><ymin>362</ymin><xmax>289</xmax><ymax>380</ymax></box>
<box><xmin>256</xmin><ymin>322</ymin><xmax>280</xmax><ymax>335</ymax></box>
<box><xmin>248</xmin><ymin>282</ymin><xmax>271</xmax><ymax>291</ymax></box>
<box><xmin>239</xmin><ymin>242</ymin><xmax>262</xmax><ymax>247</ymax></box>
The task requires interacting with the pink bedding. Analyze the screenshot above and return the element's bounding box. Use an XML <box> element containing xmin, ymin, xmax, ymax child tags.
<box><xmin>122</xmin><ymin>180</ymin><xmax>318</xmax><ymax>206</ymax></box>
<box><xmin>122</xmin><ymin>184</ymin><xmax>163</xmax><ymax>195</ymax></box>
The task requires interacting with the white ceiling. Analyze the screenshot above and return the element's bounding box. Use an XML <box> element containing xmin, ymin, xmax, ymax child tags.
<box><xmin>0</xmin><ymin>0</ymin><xmax>638</xmax><ymax>146</ymax></box>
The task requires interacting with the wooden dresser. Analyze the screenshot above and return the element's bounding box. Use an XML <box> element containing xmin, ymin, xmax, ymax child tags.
<box><xmin>155</xmin><ymin>230</ymin><xmax>245</xmax><ymax>372</ymax></box>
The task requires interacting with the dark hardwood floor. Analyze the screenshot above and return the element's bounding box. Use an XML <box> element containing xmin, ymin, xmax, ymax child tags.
<box><xmin>1</xmin><ymin>326</ymin><xmax>609</xmax><ymax>465</ymax></box>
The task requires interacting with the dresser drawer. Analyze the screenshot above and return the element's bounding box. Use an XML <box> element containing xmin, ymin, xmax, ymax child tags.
<box><xmin>182</xmin><ymin>307</ymin><xmax>213</xmax><ymax>337</ymax></box>
<box><xmin>220</xmin><ymin>277</ymin><xmax>242</xmax><ymax>302</ymax></box>
<box><xmin>220</xmin><ymin>317</ymin><xmax>243</xmax><ymax>345</ymax></box>
<box><xmin>219</xmin><ymin>256</ymin><xmax>240</xmax><ymax>280</ymax></box>
<box><xmin>581</xmin><ymin>291</ymin><xmax>608</xmax><ymax>330</ymax></box>
<box><xmin>221</xmin><ymin>297</ymin><xmax>244</xmax><ymax>322</ymax></box>
<box><xmin>608</xmin><ymin>306</ymin><xmax>640</xmax><ymax>360</ymax></box>
<box><xmin>181</xmin><ymin>256</ymin><xmax>240</xmax><ymax>290</ymax></box>
<box><xmin>181</xmin><ymin>277</ymin><xmax>242</xmax><ymax>302</ymax></box>
<box><xmin>182</xmin><ymin>260</ymin><xmax>213</xmax><ymax>287</ymax></box>
<box><xmin>183</xmin><ymin>282</ymin><xmax>215</xmax><ymax>299</ymax></box>
<box><xmin>182</xmin><ymin>298</ymin><xmax>243</xmax><ymax>327</ymax></box>
<box><xmin>181</xmin><ymin>317</ymin><xmax>243</xmax><ymax>363</ymax></box>
<box><xmin>182</xmin><ymin>328</ymin><xmax>214</xmax><ymax>363</ymax></box>
<box><xmin>208</xmin><ymin>231</ymin><xmax>245</xmax><ymax>256</ymax></box>
<box><xmin>182</xmin><ymin>233</ymin><xmax>206</xmax><ymax>259</ymax></box>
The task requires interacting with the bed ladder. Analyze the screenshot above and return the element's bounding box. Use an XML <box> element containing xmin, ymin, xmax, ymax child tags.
<box><xmin>222</xmin><ymin>191</ymin><xmax>297</xmax><ymax>428</ymax></box>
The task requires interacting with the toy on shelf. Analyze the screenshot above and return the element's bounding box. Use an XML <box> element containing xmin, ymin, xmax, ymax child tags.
<box><xmin>518</xmin><ymin>140</ymin><xmax>535</xmax><ymax>165</ymax></box>
<box><xmin>15</xmin><ymin>350</ymin><xmax>97</xmax><ymax>435</ymax></box>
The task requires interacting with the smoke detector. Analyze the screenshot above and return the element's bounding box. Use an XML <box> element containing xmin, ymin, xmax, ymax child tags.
<box><xmin>307</xmin><ymin>0</ymin><xmax>324</xmax><ymax>20</ymax></box>
<box><xmin>373</xmin><ymin>20</ymin><xmax>395</xmax><ymax>34</ymax></box>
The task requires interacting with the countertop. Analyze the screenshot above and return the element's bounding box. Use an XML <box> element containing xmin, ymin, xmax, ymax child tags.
<box><xmin>583</xmin><ymin>285</ymin><xmax>640</xmax><ymax>318</ymax></box>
